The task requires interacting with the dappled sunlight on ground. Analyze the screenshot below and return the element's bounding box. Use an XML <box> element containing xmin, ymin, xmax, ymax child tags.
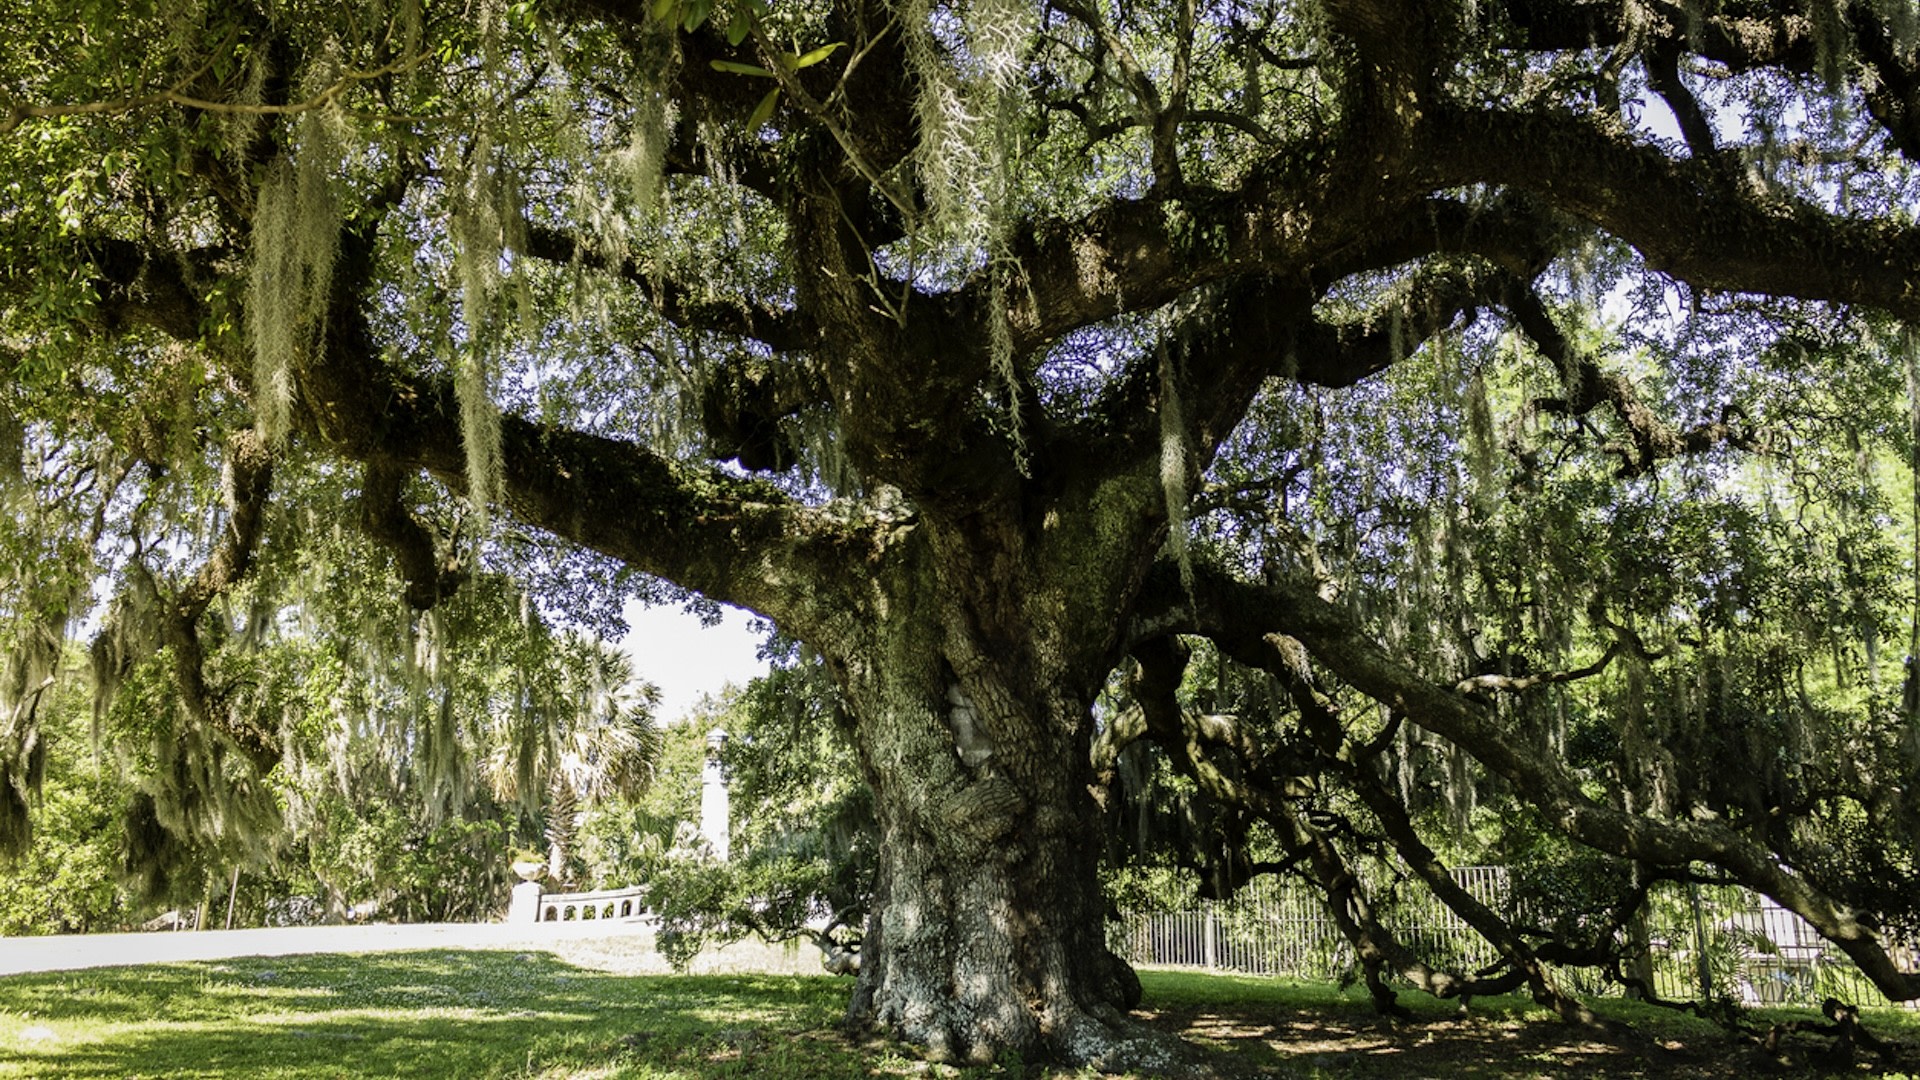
<box><xmin>1127</xmin><ymin>974</ymin><xmax>1920</xmax><ymax>1079</ymax></box>
<box><xmin>6</xmin><ymin>954</ymin><xmax>1918</xmax><ymax>1078</ymax></box>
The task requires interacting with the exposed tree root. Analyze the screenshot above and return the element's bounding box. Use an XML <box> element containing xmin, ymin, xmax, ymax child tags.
<box><xmin>847</xmin><ymin>1000</ymin><xmax>1252</xmax><ymax>1078</ymax></box>
<box><xmin>1760</xmin><ymin>998</ymin><xmax>1901</xmax><ymax>1067</ymax></box>
<box><xmin>1050</xmin><ymin>1007</ymin><xmax>1256</xmax><ymax>1079</ymax></box>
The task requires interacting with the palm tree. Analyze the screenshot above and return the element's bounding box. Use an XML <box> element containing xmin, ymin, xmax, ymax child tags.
<box><xmin>487</xmin><ymin>635</ymin><xmax>662</xmax><ymax>887</ymax></box>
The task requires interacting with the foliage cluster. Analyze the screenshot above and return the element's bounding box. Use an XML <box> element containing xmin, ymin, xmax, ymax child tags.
<box><xmin>643</xmin><ymin>643</ymin><xmax>874</xmax><ymax>971</ymax></box>
<box><xmin>3</xmin><ymin>563</ymin><xmax>667</xmax><ymax>931</ymax></box>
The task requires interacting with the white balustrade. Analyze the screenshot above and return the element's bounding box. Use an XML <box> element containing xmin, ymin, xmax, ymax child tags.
<box><xmin>523</xmin><ymin>884</ymin><xmax>650</xmax><ymax>924</ymax></box>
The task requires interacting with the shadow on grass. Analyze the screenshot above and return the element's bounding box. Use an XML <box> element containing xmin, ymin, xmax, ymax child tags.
<box><xmin>0</xmin><ymin>950</ymin><xmax>855</xmax><ymax>1079</ymax></box>
<box><xmin>1132</xmin><ymin>971</ymin><xmax>1920</xmax><ymax>1079</ymax></box>
<box><xmin>7</xmin><ymin>954</ymin><xmax>1917</xmax><ymax>1078</ymax></box>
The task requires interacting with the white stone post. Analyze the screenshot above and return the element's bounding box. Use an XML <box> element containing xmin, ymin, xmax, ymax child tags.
<box><xmin>701</xmin><ymin>727</ymin><xmax>731</xmax><ymax>861</ymax></box>
<box><xmin>509</xmin><ymin>880</ymin><xmax>543</xmax><ymax>924</ymax></box>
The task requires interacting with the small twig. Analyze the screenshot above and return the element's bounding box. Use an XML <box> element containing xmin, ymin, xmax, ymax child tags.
<box><xmin>3</xmin><ymin>46</ymin><xmax>437</xmax><ymax>134</ymax></box>
<box><xmin>821</xmin><ymin>21</ymin><xmax>896</xmax><ymax>112</ymax></box>
<box><xmin>745</xmin><ymin>24</ymin><xmax>918</xmax><ymax>220</ymax></box>
<box><xmin>1454</xmin><ymin>642</ymin><xmax>1621</xmax><ymax>695</ymax></box>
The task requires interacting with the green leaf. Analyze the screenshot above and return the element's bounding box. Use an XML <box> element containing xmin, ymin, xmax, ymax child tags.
<box><xmin>709</xmin><ymin>59</ymin><xmax>776</xmax><ymax>78</ymax></box>
<box><xmin>726</xmin><ymin>7</ymin><xmax>751</xmax><ymax>46</ymax></box>
<box><xmin>682</xmin><ymin>0</ymin><xmax>712</xmax><ymax>31</ymax></box>
<box><xmin>650</xmin><ymin>0</ymin><xmax>677</xmax><ymax>21</ymax></box>
<box><xmin>746</xmin><ymin>88</ymin><xmax>780</xmax><ymax>131</ymax></box>
<box><xmin>792</xmin><ymin>42</ymin><xmax>845</xmax><ymax>69</ymax></box>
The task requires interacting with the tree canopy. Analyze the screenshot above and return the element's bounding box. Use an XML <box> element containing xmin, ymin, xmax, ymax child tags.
<box><xmin>5</xmin><ymin>0</ymin><xmax>1920</xmax><ymax>1070</ymax></box>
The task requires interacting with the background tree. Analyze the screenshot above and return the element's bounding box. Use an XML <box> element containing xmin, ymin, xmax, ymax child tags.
<box><xmin>573</xmin><ymin>711</ymin><xmax>709</xmax><ymax>887</ymax></box>
<box><xmin>482</xmin><ymin>637</ymin><xmax>662</xmax><ymax>886</ymax></box>
<box><xmin>4</xmin><ymin>0</ymin><xmax>1920</xmax><ymax>1070</ymax></box>
<box><xmin>0</xmin><ymin>477</ymin><xmax>662</xmax><ymax>926</ymax></box>
<box><xmin>644</xmin><ymin>639</ymin><xmax>875</xmax><ymax>972</ymax></box>
<box><xmin>0</xmin><ymin>652</ymin><xmax>138</xmax><ymax>935</ymax></box>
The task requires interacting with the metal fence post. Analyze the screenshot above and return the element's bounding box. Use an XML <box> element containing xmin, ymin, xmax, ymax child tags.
<box><xmin>1204</xmin><ymin>904</ymin><xmax>1218</xmax><ymax>970</ymax></box>
<box><xmin>1688</xmin><ymin>882</ymin><xmax>1715</xmax><ymax>1001</ymax></box>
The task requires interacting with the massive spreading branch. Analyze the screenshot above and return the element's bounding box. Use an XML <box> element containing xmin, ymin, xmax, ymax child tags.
<box><xmin>5</xmin><ymin>0</ymin><xmax>1920</xmax><ymax>1069</ymax></box>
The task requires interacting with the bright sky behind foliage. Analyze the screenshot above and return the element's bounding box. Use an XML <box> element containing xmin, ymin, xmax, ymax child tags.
<box><xmin>619</xmin><ymin>600</ymin><xmax>768</xmax><ymax>723</ymax></box>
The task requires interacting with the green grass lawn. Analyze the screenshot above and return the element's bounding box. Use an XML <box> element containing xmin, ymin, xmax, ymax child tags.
<box><xmin>0</xmin><ymin>951</ymin><xmax>861</xmax><ymax>1079</ymax></box>
<box><xmin>3</xmin><ymin>951</ymin><xmax>1919</xmax><ymax>1078</ymax></box>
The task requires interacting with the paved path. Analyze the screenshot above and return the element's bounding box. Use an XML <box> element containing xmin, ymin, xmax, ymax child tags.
<box><xmin>0</xmin><ymin>919</ymin><xmax>657</xmax><ymax>977</ymax></box>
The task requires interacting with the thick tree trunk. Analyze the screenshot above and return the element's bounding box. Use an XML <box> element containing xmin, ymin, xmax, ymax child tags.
<box><xmin>850</xmin><ymin>757</ymin><xmax>1145</xmax><ymax>1064</ymax></box>
<box><xmin>818</xmin><ymin>540</ymin><xmax>1192</xmax><ymax>1070</ymax></box>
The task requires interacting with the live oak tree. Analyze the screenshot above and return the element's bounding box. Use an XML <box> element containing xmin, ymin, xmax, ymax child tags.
<box><xmin>5</xmin><ymin>0</ymin><xmax>1920</xmax><ymax>1069</ymax></box>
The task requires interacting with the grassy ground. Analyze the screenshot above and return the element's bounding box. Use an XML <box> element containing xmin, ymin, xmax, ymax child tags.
<box><xmin>2</xmin><ymin>950</ymin><xmax>1918</xmax><ymax>1078</ymax></box>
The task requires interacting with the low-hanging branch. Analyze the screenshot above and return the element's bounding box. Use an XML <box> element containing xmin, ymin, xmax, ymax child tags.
<box><xmin>1125</xmin><ymin>632</ymin><xmax>1589</xmax><ymax>1019</ymax></box>
<box><xmin>1137</xmin><ymin>556</ymin><xmax>1920</xmax><ymax>1004</ymax></box>
<box><xmin>1283</xmin><ymin>661</ymin><xmax>1606</xmax><ymax>1025</ymax></box>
